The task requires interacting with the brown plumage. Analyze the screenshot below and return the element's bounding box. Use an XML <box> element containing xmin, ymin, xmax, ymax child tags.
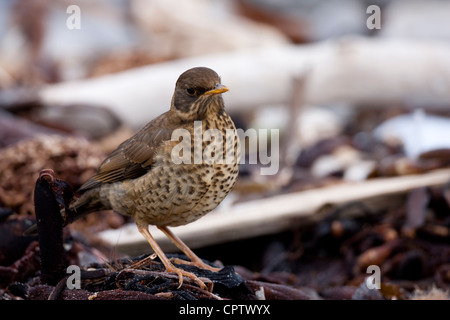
<box><xmin>70</xmin><ymin>67</ymin><xmax>240</xmax><ymax>289</ymax></box>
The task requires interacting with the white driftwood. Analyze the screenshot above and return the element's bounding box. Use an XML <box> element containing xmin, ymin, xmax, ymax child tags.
<box><xmin>39</xmin><ymin>37</ymin><xmax>450</xmax><ymax>128</ymax></box>
<box><xmin>98</xmin><ymin>168</ymin><xmax>450</xmax><ymax>256</ymax></box>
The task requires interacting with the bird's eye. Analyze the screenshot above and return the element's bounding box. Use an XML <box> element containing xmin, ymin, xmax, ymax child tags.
<box><xmin>186</xmin><ymin>88</ymin><xmax>196</xmax><ymax>96</ymax></box>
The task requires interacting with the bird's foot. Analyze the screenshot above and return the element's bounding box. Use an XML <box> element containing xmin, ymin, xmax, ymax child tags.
<box><xmin>165</xmin><ymin>262</ymin><xmax>213</xmax><ymax>291</ymax></box>
<box><xmin>170</xmin><ymin>257</ymin><xmax>222</xmax><ymax>272</ymax></box>
<box><xmin>128</xmin><ymin>253</ymin><xmax>213</xmax><ymax>291</ymax></box>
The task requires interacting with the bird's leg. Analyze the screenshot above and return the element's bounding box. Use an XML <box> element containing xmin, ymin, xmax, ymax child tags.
<box><xmin>136</xmin><ymin>223</ymin><xmax>209</xmax><ymax>290</ymax></box>
<box><xmin>158</xmin><ymin>226</ymin><xmax>221</xmax><ymax>272</ymax></box>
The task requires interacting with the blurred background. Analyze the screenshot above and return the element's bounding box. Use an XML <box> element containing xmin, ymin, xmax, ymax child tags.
<box><xmin>1</xmin><ymin>0</ymin><xmax>450</xmax><ymax>299</ymax></box>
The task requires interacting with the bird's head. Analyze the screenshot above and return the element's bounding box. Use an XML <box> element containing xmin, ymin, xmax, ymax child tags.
<box><xmin>171</xmin><ymin>67</ymin><xmax>229</xmax><ymax>121</ymax></box>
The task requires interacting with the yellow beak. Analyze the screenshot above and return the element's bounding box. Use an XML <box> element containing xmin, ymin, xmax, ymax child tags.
<box><xmin>203</xmin><ymin>84</ymin><xmax>229</xmax><ymax>96</ymax></box>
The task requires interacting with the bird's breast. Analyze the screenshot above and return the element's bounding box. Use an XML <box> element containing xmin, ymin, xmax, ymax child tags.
<box><xmin>106</xmin><ymin>113</ymin><xmax>240</xmax><ymax>227</ymax></box>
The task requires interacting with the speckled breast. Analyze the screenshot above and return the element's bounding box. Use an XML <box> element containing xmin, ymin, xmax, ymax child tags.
<box><xmin>104</xmin><ymin>114</ymin><xmax>240</xmax><ymax>227</ymax></box>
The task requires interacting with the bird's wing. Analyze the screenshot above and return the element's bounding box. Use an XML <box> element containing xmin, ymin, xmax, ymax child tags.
<box><xmin>79</xmin><ymin>112</ymin><xmax>177</xmax><ymax>192</ymax></box>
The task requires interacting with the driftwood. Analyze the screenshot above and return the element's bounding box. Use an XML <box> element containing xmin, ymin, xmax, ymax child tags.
<box><xmin>39</xmin><ymin>37</ymin><xmax>450</xmax><ymax>128</ymax></box>
<box><xmin>98</xmin><ymin>168</ymin><xmax>450</xmax><ymax>256</ymax></box>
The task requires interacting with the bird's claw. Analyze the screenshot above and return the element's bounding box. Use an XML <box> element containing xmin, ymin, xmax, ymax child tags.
<box><xmin>167</xmin><ymin>264</ymin><xmax>213</xmax><ymax>291</ymax></box>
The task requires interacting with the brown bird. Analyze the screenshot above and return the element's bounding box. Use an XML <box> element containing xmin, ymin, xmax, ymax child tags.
<box><xmin>66</xmin><ymin>67</ymin><xmax>240</xmax><ymax>289</ymax></box>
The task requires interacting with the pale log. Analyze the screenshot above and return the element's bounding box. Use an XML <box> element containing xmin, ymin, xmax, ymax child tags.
<box><xmin>98</xmin><ymin>168</ymin><xmax>450</xmax><ymax>255</ymax></box>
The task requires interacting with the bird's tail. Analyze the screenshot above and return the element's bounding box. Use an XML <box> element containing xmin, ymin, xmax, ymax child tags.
<box><xmin>24</xmin><ymin>188</ymin><xmax>107</xmax><ymax>236</ymax></box>
<box><xmin>64</xmin><ymin>191</ymin><xmax>107</xmax><ymax>225</ymax></box>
